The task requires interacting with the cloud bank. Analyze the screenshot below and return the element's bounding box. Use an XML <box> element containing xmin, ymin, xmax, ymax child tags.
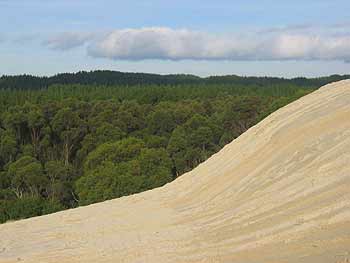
<box><xmin>44</xmin><ymin>32</ymin><xmax>96</xmax><ymax>50</ymax></box>
<box><xmin>43</xmin><ymin>27</ymin><xmax>350</xmax><ymax>62</ymax></box>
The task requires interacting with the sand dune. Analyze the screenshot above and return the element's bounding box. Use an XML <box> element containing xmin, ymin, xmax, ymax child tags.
<box><xmin>1</xmin><ymin>80</ymin><xmax>350</xmax><ymax>263</ymax></box>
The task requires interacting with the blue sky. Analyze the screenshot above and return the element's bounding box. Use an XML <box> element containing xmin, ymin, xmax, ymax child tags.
<box><xmin>1</xmin><ymin>0</ymin><xmax>350</xmax><ymax>77</ymax></box>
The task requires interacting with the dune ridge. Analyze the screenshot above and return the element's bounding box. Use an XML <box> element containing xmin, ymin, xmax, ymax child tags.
<box><xmin>1</xmin><ymin>80</ymin><xmax>350</xmax><ymax>263</ymax></box>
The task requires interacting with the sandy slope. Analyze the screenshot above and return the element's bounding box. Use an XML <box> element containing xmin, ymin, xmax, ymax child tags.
<box><xmin>1</xmin><ymin>80</ymin><xmax>350</xmax><ymax>263</ymax></box>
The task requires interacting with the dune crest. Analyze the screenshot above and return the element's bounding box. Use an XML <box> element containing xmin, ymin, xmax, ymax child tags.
<box><xmin>1</xmin><ymin>80</ymin><xmax>350</xmax><ymax>263</ymax></box>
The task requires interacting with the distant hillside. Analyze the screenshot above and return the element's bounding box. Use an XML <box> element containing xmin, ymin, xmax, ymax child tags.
<box><xmin>0</xmin><ymin>70</ymin><xmax>349</xmax><ymax>90</ymax></box>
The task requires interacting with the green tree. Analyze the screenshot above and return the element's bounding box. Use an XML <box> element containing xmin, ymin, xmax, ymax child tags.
<box><xmin>2</xmin><ymin>106</ymin><xmax>27</xmax><ymax>144</ymax></box>
<box><xmin>167</xmin><ymin>127</ymin><xmax>188</xmax><ymax>176</ymax></box>
<box><xmin>26</xmin><ymin>105</ymin><xmax>45</xmax><ymax>157</ymax></box>
<box><xmin>84</xmin><ymin>137</ymin><xmax>145</xmax><ymax>172</ymax></box>
<box><xmin>146</xmin><ymin>108</ymin><xmax>175</xmax><ymax>136</ymax></box>
<box><xmin>77</xmin><ymin>139</ymin><xmax>172</xmax><ymax>205</ymax></box>
<box><xmin>138</xmin><ymin>148</ymin><xmax>172</xmax><ymax>189</ymax></box>
<box><xmin>76</xmin><ymin>161</ymin><xmax>143</xmax><ymax>205</ymax></box>
<box><xmin>7</xmin><ymin>156</ymin><xmax>46</xmax><ymax>198</ymax></box>
<box><xmin>45</xmin><ymin>160</ymin><xmax>75</xmax><ymax>204</ymax></box>
<box><xmin>0</xmin><ymin>132</ymin><xmax>17</xmax><ymax>165</ymax></box>
<box><xmin>77</xmin><ymin>123</ymin><xmax>125</xmax><ymax>164</ymax></box>
<box><xmin>52</xmin><ymin>107</ymin><xmax>86</xmax><ymax>166</ymax></box>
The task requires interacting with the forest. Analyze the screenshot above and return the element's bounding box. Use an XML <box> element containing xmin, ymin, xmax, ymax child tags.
<box><xmin>0</xmin><ymin>71</ymin><xmax>348</xmax><ymax>223</ymax></box>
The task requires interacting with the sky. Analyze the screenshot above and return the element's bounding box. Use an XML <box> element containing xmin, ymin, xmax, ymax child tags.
<box><xmin>1</xmin><ymin>0</ymin><xmax>350</xmax><ymax>77</ymax></box>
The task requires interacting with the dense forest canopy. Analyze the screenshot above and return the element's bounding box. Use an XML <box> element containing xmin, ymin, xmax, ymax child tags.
<box><xmin>1</xmin><ymin>70</ymin><xmax>349</xmax><ymax>90</ymax></box>
<box><xmin>0</xmin><ymin>71</ymin><xmax>348</xmax><ymax>223</ymax></box>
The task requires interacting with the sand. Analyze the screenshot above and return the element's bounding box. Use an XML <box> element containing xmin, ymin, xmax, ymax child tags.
<box><xmin>1</xmin><ymin>80</ymin><xmax>350</xmax><ymax>263</ymax></box>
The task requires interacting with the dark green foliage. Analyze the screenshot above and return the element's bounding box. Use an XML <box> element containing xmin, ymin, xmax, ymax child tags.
<box><xmin>7</xmin><ymin>156</ymin><xmax>46</xmax><ymax>198</ymax></box>
<box><xmin>76</xmin><ymin>138</ymin><xmax>172</xmax><ymax>205</ymax></box>
<box><xmin>0</xmin><ymin>71</ymin><xmax>339</xmax><ymax>223</ymax></box>
<box><xmin>167</xmin><ymin>126</ymin><xmax>190</xmax><ymax>175</ymax></box>
<box><xmin>138</xmin><ymin>148</ymin><xmax>172</xmax><ymax>188</ymax></box>
<box><xmin>52</xmin><ymin>107</ymin><xmax>87</xmax><ymax>165</ymax></box>
<box><xmin>76</xmin><ymin>162</ymin><xmax>143</xmax><ymax>205</ymax></box>
<box><xmin>0</xmin><ymin>70</ymin><xmax>348</xmax><ymax>91</ymax></box>
<box><xmin>0</xmin><ymin>132</ymin><xmax>17</xmax><ymax>166</ymax></box>
<box><xmin>83</xmin><ymin>138</ymin><xmax>145</xmax><ymax>172</ymax></box>
<box><xmin>45</xmin><ymin>161</ymin><xmax>76</xmax><ymax>206</ymax></box>
<box><xmin>0</xmin><ymin>197</ymin><xmax>64</xmax><ymax>223</ymax></box>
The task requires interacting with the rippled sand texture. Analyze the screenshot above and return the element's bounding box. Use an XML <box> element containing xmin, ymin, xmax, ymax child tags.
<box><xmin>1</xmin><ymin>80</ymin><xmax>350</xmax><ymax>263</ymax></box>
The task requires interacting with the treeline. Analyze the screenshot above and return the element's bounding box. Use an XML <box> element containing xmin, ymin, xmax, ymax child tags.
<box><xmin>0</xmin><ymin>70</ymin><xmax>348</xmax><ymax>90</ymax></box>
<box><xmin>0</xmin><ymin>83</ymin><xmax>311</xmax><ymax>112</ymax></box>
<box><xmin>0</xmin><ymin>75</ymin><xmax>331</xmax><ymax>223</ymax></box>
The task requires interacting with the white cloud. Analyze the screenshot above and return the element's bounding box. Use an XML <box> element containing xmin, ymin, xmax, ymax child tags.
<box><xmin>43</xmin><ymin>27</ymin><xmax>350</xmax><ymax>62</ymax></box>
<box><xmin>12</xmin><ymin>33</ymin><xmax>41</xmax><ymax>45</ymax></box>
<box><xmin>44</xmin><ymin>32</ymin><xmax>96</xmax><ymax>50</ymax></box>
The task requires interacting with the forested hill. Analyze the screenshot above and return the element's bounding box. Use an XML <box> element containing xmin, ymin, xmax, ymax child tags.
<box><xmin>0</xmin><ymin>70</ymin><xmax>349</xmax><ymax>90</ymax></box>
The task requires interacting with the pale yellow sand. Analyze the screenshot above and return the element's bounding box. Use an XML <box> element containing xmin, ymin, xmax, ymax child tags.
<box><xmin>1</xmin><ymin>80</ymin><xmax>350</xmax><ymax>263</ymax></box>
